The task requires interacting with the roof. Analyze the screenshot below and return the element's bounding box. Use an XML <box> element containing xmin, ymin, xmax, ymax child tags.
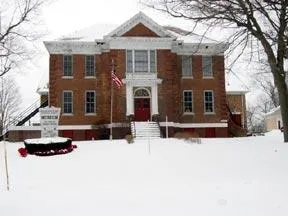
<box><xmin>58</xmin><ymin>23</ymin><xmax>117</xmax><ymax>42</ymax></box>
<box><xmin>56</xmin><ymin>12</ymin><xmax>219</xmax><ymax>44</ymax></box>
<box><xmin>265</xmin><ymin>106</ymin><xmax>280</xmax><ymax>117</ymax></box>
<box><xmin>164</xmin><ymin>26</ymin><xmax>219</xmax><ymax>44</ymax></box>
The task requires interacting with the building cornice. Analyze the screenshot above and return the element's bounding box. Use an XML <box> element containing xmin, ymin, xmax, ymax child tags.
<box><xmin>44</xmin><ymin>39</ymin><xmax>229</xmax><ymax>56</ymax></box>
<box><xmin>105</xmin><ymin>37</ymin><xmax>174</xmax><ymax>50</ymax></box>
<box><xmin>44</xmin><ymin>41</ymin><xmax>108</xmax><ymax>54</ymax></box>
<box><xmin>172</xmin><ymin>42</ymin><xmax>229</xmax><ymax>55</ymax></box>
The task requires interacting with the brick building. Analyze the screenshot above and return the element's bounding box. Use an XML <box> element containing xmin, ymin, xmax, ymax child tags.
<box><xmin>39</xmin><ymin>12</ymin><xmax>246</xmax><ymax>140</ymax></box>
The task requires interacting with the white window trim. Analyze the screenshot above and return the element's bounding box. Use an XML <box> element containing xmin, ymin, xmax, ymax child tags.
<box><xmin>202</xmin><ymin>56</ymin><xmax>213</xmax><ymax>78</ymax></box>
<box><xmin>85</xmin><ymin>90</ymin><xmax>96</xmax><ymax>114</ymax></box>
<box><xmin>84</xmin><ymin>76</ymin><xmax>96</xmax><ymax>79</ymax></box>
<box><xmin>62</xmin><ymin>90</ymin><xmax>73</xmax><ymax>115</ymax></box>
<box><xmin>182</xmin><ymin>55</ymin><xmax>193</xmax><ymax>79</ymax></box>
<box><xmin>126</xmin><ymin>50</ymin><xmax>157</xmax><ymax>73</ymax></box>
<box><xmin>204</xmin><ymin>90</ymin><xmax>215</xmax><ymax>114</ymax></box>
<box><xmin>62</xmin><ymin>76</ymin><xmax>74</xmax><ymax>79</ymax></box>
<box><xmin>183</xmin><ymin>90</ymin><xmax>194</xmax><ymax>114</ymax></box>
<box><xmin>85</xmin><ymin>55</ymin><xmax>96</xmax><ymax>77</ymax></box>
<box><xmin>63</xmin><ymin>55</ymin><xmax>73</xmax><ymax>77</ymax></box>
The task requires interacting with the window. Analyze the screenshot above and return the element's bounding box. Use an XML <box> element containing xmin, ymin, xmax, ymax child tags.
<box><xmin>135</xmin><ymin>50</ymin><xmax>148</xmax><ymax>72</ymax></box>
<box><xmin>63</xmin><ymin>91</ymin><xmax>73</xmax><ymax>114</ymax></box>
<box><xmin>85</xmin><ymin>55</ymin><xmax>95</xmax><ymax>77</ymax></box>
<box><xmin>182</xmin><ymin>56</ymin><xmax>192</xmax><ymax>77</ymax></box>
<box><xmin>150</xmin><ymin>50</ymin><xmax>156</xmax><ymax>73</ymax></box>
<box><xmin>63</xmin><ymin>55</ymin><xmax>72</xmax><ymax>77</ymax></box>
<box><xmin>126</xmin><ymin>50</ymin><xmax>133</xmax><ymax>73</ymax></box>
<box><xmin>85</xmin><ymin>91</ymin><xmax>96</xmax><ymax>114</ymax></box>
<box><xmin>202</xmin><ymin>56</ymin><xmax>213</xmax><ymax>77</ymax></box>
<box><xmin>204</xmin><ymin>91</ymin><xmax>214</xmax><ymax>113</ymax></box>
<box><xmin>126</xmin><ymin>50</ymin><xmax>156</xmax><ymax>73</ymax></box>
<box><xmin>183</xmin><ymin>91</ymin><xmax>193</xmax><ymax>113</ymax></box>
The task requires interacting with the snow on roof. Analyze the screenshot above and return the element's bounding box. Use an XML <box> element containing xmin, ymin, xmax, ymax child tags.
<box><xmin>37</xmin><ymin>72</ymin><xmax>49</xmax><ymax>95</ymax></box>
<box><xmin>164</xmin><ymin>26</ymin><xmax>220</xmax><ymax>44</ymax></box>
<box><xmin>58</xmin><ymin>23</ymin><xmax>118</xmax><ymax>41</ymax></box>
<box><xmin>56</xmin><ymin>22</ymin><xmax>221</xmax><ymax>44</ymax></box>
<box><xmin>265</xmin><ymin>106</ymin><xmax>280</xmax><ymax>116</ymax></box>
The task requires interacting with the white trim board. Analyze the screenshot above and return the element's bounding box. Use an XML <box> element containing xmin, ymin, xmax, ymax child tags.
<box><xmin>9</xmin><ymin>123</ymin><xmax>130</xmax><ymax>131</ymax></box>
<box><xmin>159</xmin><ymin>122</ymin><xmax>228</xmax><ymax>128</ymax></box>
<box><xmin>9</xmin><ymin>122</ymin><xmax>227</xmax><ymax>131</ymax></box>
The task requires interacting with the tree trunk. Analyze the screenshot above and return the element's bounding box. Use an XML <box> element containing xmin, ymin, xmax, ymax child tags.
<box><xmin>275</xmin><ymin>73</ymin><xmax>288</xmax><ymax>142</ymax></box>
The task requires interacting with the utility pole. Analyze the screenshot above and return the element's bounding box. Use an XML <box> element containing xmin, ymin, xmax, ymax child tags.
<box><xmin>0</xmin><ymin>11</ymin><xmax>10</xmax><ymax>191</ymax></box>
<box><xmin>110</xmin><ymin>59</ymin><xmax>115</xmax><ymax>141</ymax></box>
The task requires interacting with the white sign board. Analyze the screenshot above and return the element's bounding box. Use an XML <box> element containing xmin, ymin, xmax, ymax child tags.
<box><xmin>39</xmin><ymin>107</ymin><xmax>61</xmax><ymax>138</ymax></box>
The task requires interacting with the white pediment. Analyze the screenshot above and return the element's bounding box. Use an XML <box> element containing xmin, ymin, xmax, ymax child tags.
<box><xmin>104</xmin><ymin>12</ymin><xmax>176</xmax><ymax>39</ymax></box>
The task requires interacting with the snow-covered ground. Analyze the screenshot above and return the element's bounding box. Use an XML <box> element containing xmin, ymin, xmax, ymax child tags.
<box><xmin>1</xmin><ymin>130</ymin><xmax>288</xmax><ymax>216</ymax></box>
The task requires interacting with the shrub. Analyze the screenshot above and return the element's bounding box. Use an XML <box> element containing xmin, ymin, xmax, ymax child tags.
<box><xmin>125</xmin><ymin>134</ymin><xmax>134</xmax><ymax>144</ymax></box>
<box><xmin>174</xmin><ymin>131</ymin><xmax>201</xmax><ymax>144</ymax></box>
<box><xmin>18</xmin><ymin>148</ymin><xmax>28</xmax><ymax>157</ymax></box>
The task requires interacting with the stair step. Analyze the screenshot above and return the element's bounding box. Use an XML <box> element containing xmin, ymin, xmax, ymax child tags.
<box><xmin>131</xmin><ymin>121</ymin><xmax>161</xmax><ymax>139</ymax></box>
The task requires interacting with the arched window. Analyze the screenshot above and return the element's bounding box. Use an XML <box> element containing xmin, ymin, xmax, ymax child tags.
<box><xmin>134</xmin><ymin>88</ymin><xmax>150</xmax><ymax>98</ymax></box>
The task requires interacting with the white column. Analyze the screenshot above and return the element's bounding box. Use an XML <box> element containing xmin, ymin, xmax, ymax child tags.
<box><xmin>126</xmin><ymin>84</ymin><xmax>133</xmax><ymax>116</ymax></box>
<box><xmin>151</xmin><ymin>84</ymin><xmax>159</xmax><ymax>115</ymax></box>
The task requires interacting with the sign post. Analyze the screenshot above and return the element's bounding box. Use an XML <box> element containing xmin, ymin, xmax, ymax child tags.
<box><xmin>39</xmin><ymin>107</ymin><xmax>61</xmax><ymax>138</ymax></box>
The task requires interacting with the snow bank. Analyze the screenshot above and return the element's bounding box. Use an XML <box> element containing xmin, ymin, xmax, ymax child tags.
<box><xmin>24</xmin><ymin>137</ymin><xmax>70</xmax><ymax>144</ymax></box>
<box><xmin>1</xmin><ymin>134</ymin><xmax>288</xmax><ymax>216</ymax></box>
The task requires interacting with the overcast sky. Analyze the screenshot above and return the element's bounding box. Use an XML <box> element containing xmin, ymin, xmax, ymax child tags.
<box><xmin>16</xmin><ymin>0</ymin><xmax>196</xmax><ymax>109</ymax></box>
<box><xmin>15</xmin><ymin>0</ymin><xmax>249</xmax><ymax>111</ymax></box>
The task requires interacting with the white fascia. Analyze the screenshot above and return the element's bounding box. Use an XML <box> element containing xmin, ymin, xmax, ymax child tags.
<box><xmin>172</xmin><ymin>42</ymin><xmax>229</xmax><ymax>56</ymax></box>
<box><xmin>105</xmin><ymin>37</ymin><xmax>174</xmax><ymax>50</ymax></box>
<box><xmin>159</xmin><ymin>122</ymin><xmax>228</xmax><ymax>128</ymax></box>
<box><xmin>44</xmin><ymin>41</ymin><xmax>105</xmax><ymax>54</ymax></box>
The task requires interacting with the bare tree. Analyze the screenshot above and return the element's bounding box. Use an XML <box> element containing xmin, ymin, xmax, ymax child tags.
<box><xmin>0</xmin><ymin>77</ymin><xmax>21</xmax><ymax>135</ymax></box>
<box><xmin>0</xmin><ymin>0</ymin><xmax>47</xmax><ymax>77</ymax></box>
<box><xmin>144</xmin><ymin>0</ymin><xmax>288</xmax><ymax>141</ymax></box>
<box><xmin>246</xmin><ymin>104</ymin><xmax>265</xmax><ymax>133</ymax></box>
<box><xmin>252</xmin><ymin>63</ymin><xmax>279</xmax><ymax>108</ymax></box>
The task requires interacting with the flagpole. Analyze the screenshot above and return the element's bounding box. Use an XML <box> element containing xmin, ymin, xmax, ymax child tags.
<box><xmin>110</xmin><ymin>59</ymin><xmax>114</xmax><ymax>141</ymax></box>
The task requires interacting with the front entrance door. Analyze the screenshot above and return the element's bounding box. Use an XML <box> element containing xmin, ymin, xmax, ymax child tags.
<box><xmin>134</xmin><ymin>98</ymin><xmax>150</xmax><ymax>121</ymax></box>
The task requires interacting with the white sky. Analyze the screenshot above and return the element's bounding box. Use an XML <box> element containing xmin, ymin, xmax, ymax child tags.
<box><xmin>15</xmin><ymin>0</ymin><xmax>249</xmax><ymax>112</ymax></box>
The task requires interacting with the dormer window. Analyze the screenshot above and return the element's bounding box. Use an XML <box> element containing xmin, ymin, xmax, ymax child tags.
<box><xmin>126</xmin><ymin>50</ymin><xmax>156</xmax><ymax>73</ymax></box>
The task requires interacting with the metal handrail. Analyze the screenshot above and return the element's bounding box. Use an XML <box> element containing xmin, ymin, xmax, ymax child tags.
<box><xmin>4</xmin><ymin>99</ymin><xmax>46</xmax><ymax>132</ymax></box>
<box><xmin>133</xmin><ymin>121</ymin><xmax>136</xmax><ymax>138</ymax></box>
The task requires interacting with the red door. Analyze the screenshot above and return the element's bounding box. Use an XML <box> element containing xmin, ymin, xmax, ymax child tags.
<box><xmin>134</xmin><ymin>98</ymin><xmax>150</xmax><ymax>121</ymax></box>
<box><xmin>232</xmin><ymin>114</ymin><xmax>242</xmax><ymax>127</ymax></box>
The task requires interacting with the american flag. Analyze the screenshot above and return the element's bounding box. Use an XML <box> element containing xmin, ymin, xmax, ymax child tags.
<box><xmin>112</xmin><ymin>71</ymin><xmax>123</xmax><ymax>88</ymax></box>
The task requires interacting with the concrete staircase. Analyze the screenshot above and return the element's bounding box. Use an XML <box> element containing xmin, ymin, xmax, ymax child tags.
<box><xmin>131</xmin><ymin>121</ymin><xmax>161</xmax><ymax>139</ymax></box>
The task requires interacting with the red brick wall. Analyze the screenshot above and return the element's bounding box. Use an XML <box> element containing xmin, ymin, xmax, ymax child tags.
<box><xmin>160</xmin><ymin>127</ymin><xmax>228</xmax><ymax>138</ymax></box>
<box><xmin>227</xmin><ymin>94</ymin><xmax>247</xmax><ymax>129</ymax></box>
<box><xmin>49</xmin><ymin>52</ymin><xmax>129</xmax><ymax>126</ymax></box>
<box><xmin>157</xmin><ymin>51</ymin><xmax>228</xmax><ymax>123</ymax></box>
<box><xmin>122</xmin><ymin>23</ymin><xmax>159</xmax><ymax>37</ymax></box>
<box><xmin>9</xmin><ymin>130</ymin><xmax>41</xmax><ymax>142</ymax></box>
<box><xmin>49</xmin><ymin>50</ymin><xmax>228</xmax><ymax>137</ymax></box>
